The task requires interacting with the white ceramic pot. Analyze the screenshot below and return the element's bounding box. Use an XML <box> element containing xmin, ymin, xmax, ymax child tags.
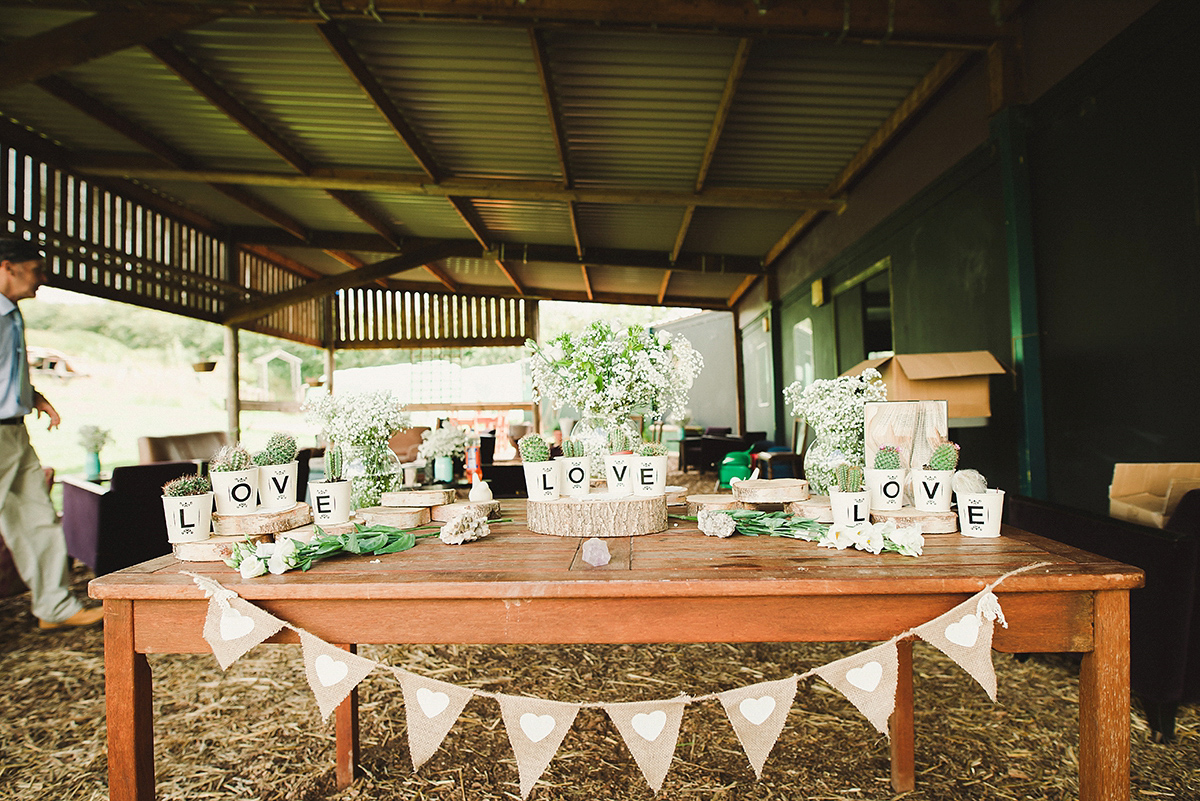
<box><xmin>162</xmin><ymin>492</ymin><xmax>213</xmax><ymax>543</ymax></box>
<box><xmin>210</xmin><ymin>469</ymin><xmax>259</xmax><ymax>516</ymax></box>
<box><xmin>557</xmin><ymin>456</ymin><xmax>590</xmax><ymax>498</ymax></box>
<box><xmin>632</xmin><ymin>455</ymin><xmax>668</xmax><ymax>496</ymax></box>
<box><xmin>865</xmin><ymin>468</ymin><xmax>906</xmax><ymax>511</ymax></box>
<box><xmin>830</xmin><ymin>490</ymin><xmax>871</xmax><ymax>528</ymax></box>
<box><xmin>956</xmin><ymin>488</ymin><xmax>1006</xmax><ymax>538</ymax></box>
<box><xmin>309</xmin><ymin>479</ymin><xmax>352</xmax><ymax>525</ymax></box>
<box><xmin>913</xmin><ymin>469</ymin><xmax>954</xmax><ymax>512</ymax></box>
<box><xmin>258</xmin><ymin>461</ymin><xmax>298</xmax><ymax>511</ymax></box>
<box><xmin>604</xmin><ymin>454</ymin><xmax>633</xmax><ymax>496</ymax></box>
<box><xmin>523</xmin><ymin>461</ymin><xmax>561</xmax><ymax>500</ymax></box>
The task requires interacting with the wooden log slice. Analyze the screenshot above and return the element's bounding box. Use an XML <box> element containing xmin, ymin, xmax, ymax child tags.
<box><xmin>664</xmin><ymin>485</ymin><xmax>688</xmax><ymax>506</ymax></box>
<box><xmin>686</xmin><ymin>494</ymin><xmax>747</xmax><ymax>515</ymax></box>
<box><xmin>787</xmin><ymin>496</ymin><xmax>833</xmax><ymax>523</ymax></box>
<box><xmin>527</xmin><ymin>494</ymin><xmax>667</xmax><ymax>538</ymax></box>
<box><xmin>356</xmin><ymin>505</ymin><xmax>432</xmax><ymax>528</ymax></box>
<box><xmin>381</xmin><ymin>488</ymin><xmax>456</xmax><ymax>507</ymax></box>
<box><xmin>173</xmin><ymin>533</ymin><xmax>271</xmax><ymax>562</ymax></box>
<box><xmin>276</xmin><ymin>523</ymin><xmax>317</xmax><ymax>544</ymax></box>
<box><xmin>732</xmin><ymin>478</ymin><xmax>810</xmax><ymax>504</ymax></box>
<box><xmin>431</xmin><ymin>500</ymin><xmax>503</xmax><ymax>522</ymax></box>
<box><xmin>871</xmin><ymin>507</ymin><xmax>959</xmax><ymax>533</ymax></box>
<box><xmin>212</xmin><ymin>503</ymin><xmax>312</xmax><ymax>536</ymax></box>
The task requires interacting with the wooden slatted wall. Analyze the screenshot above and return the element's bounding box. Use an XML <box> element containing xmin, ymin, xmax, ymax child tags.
<box><xmin>336</xmin><ymin>288</ymin><xmax>535</xmax><ymax>349</ymax></box>
<box><xmin>238</xmin><ymin>250</ymin><xmax>323</xmax><ymax>347</ymax></box>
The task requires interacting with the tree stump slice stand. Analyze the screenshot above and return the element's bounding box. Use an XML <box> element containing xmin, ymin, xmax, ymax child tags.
<box><xmin>871</xmin><ymin>507</ymin><xmax>959</xmax><ymax>533</ymax></box>
<box><xmin>173</xmin><ymin>533</ymin><xmax>271</xmax><ymax>562</ymax></box>
<box><xmin>527</xmin><ymin>495</ymin><xmax>667</xmax><ymax>538</ymax></box>
<box><xmin>212</xmin><ymin>503</ymin><xmax>312</xmax><ymax>536</ymax></box>
<box><xmin>381</xmin><ymin>488</ymin><xmax>456</xmax><ymax>507</ymax></box>
<box><xmin>356</xmin><ymin>506</ymin><xmax>432</xmax><ymax>528</ymax></box>
<box><xmin>277</xmin><ymin>523</ymin><xmax>317</xmax><ymax>544</ymax></box>
<box><xmin>686</xmin><ymin>494</ymin><xmax>747</xmax><ymax>515</ymax></box>
<box><xmin>431</xmin><ymin>501</ymin><xmax>502</xmax><ymax>522</ymax></box>
<box><xmin>787</xmin><ymin>496</ymin><xmax>834</xmax><ymax>523</ymax></box>
<box><xmin>732</xmin><ymin>479</ymin><xmax>810</xmax><ymax>504</ymax></box>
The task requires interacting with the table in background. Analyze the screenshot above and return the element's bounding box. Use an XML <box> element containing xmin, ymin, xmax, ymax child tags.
<box><xmin>91</xmin><ymin>503</ymin><xmax>1143</xmax><ymax>801</ymax></box>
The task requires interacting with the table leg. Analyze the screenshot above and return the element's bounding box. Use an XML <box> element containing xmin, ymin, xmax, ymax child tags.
<box><xmin>889</xmin><ymin>638</ymin><xmax>915</xmax><ymax>793</ymax></box>
<box><xmin>1079</xmin><ymin>590</ymin><xmax>1131</xmax><ymax>801</ymax></box>
<box><xmin>334</xmin><ymin>644</ymin><xmax>360</xmax><ymax>790</ymax></box>
<box><xmin>104</xmin><ymin>600</ymin><xmax>155</xmax><ymax>801</ymax></box>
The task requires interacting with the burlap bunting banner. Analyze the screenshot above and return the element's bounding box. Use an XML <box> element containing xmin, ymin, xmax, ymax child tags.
<box><xmin>914</xmin><ymin>591</ymin><xmax>1001</xmax><ymax>700</ymax></box>
<box><xmin>603</xmin><ymin>697</ymin><xmax>688</xmax><ymax>793</ymax></box>
<box><xmin>812</xmin><ymin>641</ymin><xmax>900</xmax><ymax>736</ymax></box>
<box><xmin>497</xmin><ymin>694</ymin><xmax>581</xmax><ymax>799</ymax></box>
<box><xmin>394</xmin><ymin>668</ymin><xmax>477</xmax><ymax>770</ymax></box>
<box><xmin>201</xmin><ymin>595</ymin><xmax>286</xmax><ymax>670</ymax></box>
<box><xmin>298</xmin><ymin>632</ymin><xmax>378</xmax><ymax>720</ymax></box>
<box><xmin>716</xmin><ymin>675</ymin><xmax>798</xmax><ymax>778</ymax></box>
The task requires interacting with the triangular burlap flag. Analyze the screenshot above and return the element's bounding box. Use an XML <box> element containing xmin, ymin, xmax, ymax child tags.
<box><xmin>603</xmin><ymin>697</ymin><xmax>687</xmax><ymax>793</ymax></box>
<box><xmin>298</xmin><ymin>631</ymin><xmax>377</xmax><ymax>719</ymax></box>
<box><xmin>915</xmin><ymin>590</ymin><xmax>1002</xmax><ymax>700</ymax></box>
<box><xmin>716</xmin><ymin>676</ymin><xmax>797</xmax><ymax>778</ymax></box>
<box><xmin>201</xmin><ymin>595</ymin><xmax>286</xmax><ymax>670</ymax></box>
<box><xmin>812</xmin><ymin>641</ymin><xmax>899</xmax><ymax>736</ymax></box>
<box><xmin>394</xmin><ymin>668</ymin><xmax>477</xmax><ymax>770</ymax></box>
<box><xmin>497</xmin><ymin>694</ymin><xmax>581</xmax><ymax>799</ymax></box>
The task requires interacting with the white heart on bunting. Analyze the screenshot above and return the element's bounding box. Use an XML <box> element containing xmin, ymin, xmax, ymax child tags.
<box><xmin>219</xmin><ymin>607</ymin><xmax>255</xmax><ymax>641</ymax></box>
<box><xmin>945</xmin><ymin>614</ymin><xmax>982</xmax><ymax>647</ymax></box>
<box><xmin>519</xmin><ymin>713</ymin><xmax>557</xmax><ymax>743</ymax></box>
<box><xmin>739</xmin><ymin>696</ymin><xmax>776</xmax><ymax>725</ymax></box>
<box><xmin>315</xmin><ymin>654</ymin><xmax>349</xmax><ymax>687</ymax></box>
<box><xmin>631</xmin><ymin>710</ymin><xmax>667</xmax><ymax>741</ymax></box>
<box><xmin>417</xmin><ymin>687</ymin><xmax>451</xmax><ymax>718</ymax></box>
<box><xmin>846</xmin><ymin>661</ymin><xmax>883</xmax><ymax>692</ymax></box>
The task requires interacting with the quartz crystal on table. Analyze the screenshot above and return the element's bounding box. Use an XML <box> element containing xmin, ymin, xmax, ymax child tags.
<box><xmin>581</xmin><ymin>537</ymin><xmax>611</xmax><ymax>567</ymax></box>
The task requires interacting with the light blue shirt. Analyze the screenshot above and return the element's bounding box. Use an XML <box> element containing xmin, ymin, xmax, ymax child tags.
<box><xmin>0</xmin><ymin>293</ymin><xmax>32</xmax><ymax>419</ymax></box>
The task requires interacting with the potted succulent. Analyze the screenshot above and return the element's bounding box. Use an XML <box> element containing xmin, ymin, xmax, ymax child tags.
<box><xmin>865</xmin><ymin>445</ymin><xmax>906</xmax><ymax>511</ymax></box>
<box><xmin>308</xmin><ymin>442</ymin><xmax>352</xmax><ymax>525</ymax></box>
<box><xmin>161</xmin><ymin>473</ymin><xmax>213</xmax><ymax>544</ymax></box>
<box><xmin>603</xmin><ymin>427</ymin><xmax>636</xmax><ymax>497</ymax></box>
<box><xmin>632</xmin><ymin>441</ymin><xmax>668</xmax><ymax>497</ymax></box>
<box><xmin>77</xmin><ymin>424</ymin><xmax>112</xmax><ymax>481</ymax></box>
<box><xmin>519</xmin><ymin>433</ymin><xmax>560</xmax><ymax>500</ymax></box>
<box><xmin>913</xmin><ymin>441</ymin><xmax>958</xmax><ymax>512</ymax></box>
<box><xmin>829</xmin><ymin>463</ymin><xmax>871</xmax><ymax>529</ymax></box>
<box><xmin>209</xmin><ymin>443</ymin><xmax>259</xmax><ymax>516</ymax></box>
<box><xmin>254</xmin><ymin>432</ymin><xmax>299</xmax><ymax>511</ymax></box>
<box><xmin>417</xmin><ymin>423</ymin><xmax>469</xmax><ymax>484</ymax></box>
<box><xmin>557</xmin><ymin>438</ymin><xmax>590</xmax><ymax>498</ymax></box>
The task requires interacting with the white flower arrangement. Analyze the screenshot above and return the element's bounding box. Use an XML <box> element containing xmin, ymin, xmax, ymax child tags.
<box><xmin>695</xmin><ymin>509</ymin><xmax>923</xmax><ymax>558</ymax></box>
<box><xmin>526</xmin><ymin>322</ymin><xmax>703</xmax><ymax>422</ymax></box>
<box><xmin>78</xmin><ymin>424</ymin><xmax>112</xmax><ymax>454</ymax></box>
<box><xmin>303</xmin><ymin>390</ymin><xmax>410</xmax><ymax>449</ymax></box>
<box><xmin>781</xmin><ymin>368</ymin><xmax>886</xmax><ymax>493</ymax></box>
<box><xmin>418</xmin><ymin>424</ymin><xmax>469</xmax><ymax>461</ymax></box>
<box><xmin>439</xmin><ymin>509</ymin><xmax>489</xmax><ymax>544</ymax></box>
<box><xmin>818</xmin><ymin>520</ymin><xmax>924</xmax><ymax>557</ymax></box>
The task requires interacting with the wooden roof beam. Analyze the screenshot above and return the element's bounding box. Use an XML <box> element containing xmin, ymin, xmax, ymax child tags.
<box><xmin>529</xmin><ymin>27</ymin><xmax>572</xmax><ymax>188</ymax></box>
<box><xmin>494</xmin><ymin>259</ymin><xmax>527</xmax><ymax>296</ymax></box>
<box><xmin>727</xmin><ymin>274</ymin><xmax>759</xmax><ymax>308</ymax></box>
<box><xmin>765</xmin><ymin>50</ymin><xmax>970</xmax><ymax>266</ymax></box>
<box><xmin>657</xmin><ymin>270</ymin><xmax>672</xmax><ymax>305</ymax></box>
<box><xmin>580</xmin><ymin>264</ymin><xmax>593</xmax><ymax>301</ymax></box>
<box><xmin>567</xmin><ymin>201</ymin><xmax>583</xmax><ymax>260</ymax></box>
<box><xmin>0</xmin><ymin>10</ymin><xmax>216</xmax><ymax>92</ymax></box>
<box><xmin>447</xmin><ymin>197</ymin><xmax>490</xmax><ymax>250</ymax></box>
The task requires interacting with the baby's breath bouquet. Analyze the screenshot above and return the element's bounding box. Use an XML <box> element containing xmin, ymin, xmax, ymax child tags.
<box><xmin>304</xmin><ymin>391</ymin><xmax>410</xmax><ymax>507</ymax></box>
<box><xmin>417</xmin><ymin>424</ymin><xmax>469</xmax><ymax>461</ymax></box>
<box><xmin>782</xmin><ymin>368</ymin><xmax>887</xmax><ymax>494</ymax></box>
<box><xmin>78</xmin><ymin>425</ymin><xmax>112</xmax><ymax>455</ymax></box>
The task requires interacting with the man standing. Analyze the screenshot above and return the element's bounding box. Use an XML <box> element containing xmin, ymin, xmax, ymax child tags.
<box><xmin>0</xmin><ymin>238</ymin><xmax>102</xmax><ymax>629</ymax></box>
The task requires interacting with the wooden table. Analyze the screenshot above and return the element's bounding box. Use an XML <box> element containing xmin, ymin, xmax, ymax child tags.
<box><xmin>90</xmin><ymin>503</ymin><xmax>1143</xmax><ymax>801</ymax></box>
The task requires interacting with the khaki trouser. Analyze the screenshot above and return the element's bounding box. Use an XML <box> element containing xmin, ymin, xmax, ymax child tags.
<box><xmin>0</xmin><ymin>423</ymin><xmax>79</xmax><ymax>622</ymax></box>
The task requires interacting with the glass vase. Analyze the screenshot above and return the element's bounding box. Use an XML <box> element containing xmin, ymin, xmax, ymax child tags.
<box><xmin>344</xmin><ymin>440</ymin><xmax>401</xmax><ymax>509</ymax></box>
<box><xmin>570</xmin><ymin>414</ymin><xmax>642</xmax><ymax>479</ymax></box>
<box><xmin>803</xmin><ymin>424</ymin><xmax>863</xmax><ymax>496</ymax></box>
<box><xmin>433</xmin><ymin>455</ymin><xmax>454</xmax><ymax>483</ymax></box>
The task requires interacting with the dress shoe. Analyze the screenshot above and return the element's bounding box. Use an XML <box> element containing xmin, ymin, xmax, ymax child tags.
<box><xmin>37</xmin><ymin>605</ymin><xmax>104</xmax><ymax>630</ymax></box>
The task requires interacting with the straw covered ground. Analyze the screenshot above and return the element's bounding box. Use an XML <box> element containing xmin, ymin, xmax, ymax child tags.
<box><xmin>2</xmin><ymin>473</ymin><xmax>1198</xmax><ymax>800</ymax></box>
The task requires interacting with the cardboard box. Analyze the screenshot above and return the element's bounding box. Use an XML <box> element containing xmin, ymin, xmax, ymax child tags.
<box><xmin>1109</xmin><ymin>463</ymin><xmax>1200</xmax><ymax>528</ymax></box>
<box><xmin>842</xmin><ymin>351</ymin><xmax>1007</xmax><ymax>419</ymax></box>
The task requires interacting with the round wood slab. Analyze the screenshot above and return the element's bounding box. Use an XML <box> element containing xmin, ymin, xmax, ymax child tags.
<box><xmin>527</xmin><ymin>494</ymin><xmax>667</xmax><ymax>538</ymax></box>
<box><xmin>871</xmin><ymin>507</ymin><xmax>959</xmax><ymax>533</ymax></box>
<box><xmin>212</xmin><ymin>502</ymin><xmax>312</xmax><ymax>536</ymax></box>
<box><xmin>381</xmin><ymin>488</ymin><xmax>456</xmax><ymax>507</ymax></box>
<box><xmin>356</xmin><ymin>505</ymin><xmax>432</xmax><ymax>528</ymax></box>
<box><xmin>685</xmin><ymin>494</ymin><xmax>747</xmax><ymax>515</ymax></box>
<box><xmin>431</xmin><ymin>500</ymin><xmax>503</xmax><ymax>522</ymax></box>
<box><xmin>276</xmin><ymin>523</ymin><xmax>317</xmax><ymax>544</ymax></box>
<box><xmin>173</xmin><ymin>533</ymin><xmax>270</xmax><ymax>562</ymax></box>
<box><xmin>732</xmin><ymin>478</ymin><xmax>810</xmax><ymax>504</ymax></box>
<box><xmin>787</xmin><ymin>496</ymin><xmax>833</xmax><ymax>523</ymax></box>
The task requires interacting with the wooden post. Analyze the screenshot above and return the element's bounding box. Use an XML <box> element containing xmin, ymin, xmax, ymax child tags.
<box><xmin>104</xmin><ymin>600</ymin><xmax>156</xmax><ymax>801</ymax></box>
<box><xmin>334</xmin><ymin>643</ymin><xmax>360</xmax><ymax>789</ymax></box>
<box><xmin>323</xmin><ymin>295</ymin><xmax>336</xmax><ymax>394</ymax></box>
<box><xmin>889</xmin><ymin>638</ymin><xmax>915</xmax><ymax>792</ymax></box>
<box><xmin>1079</xmin><ymin>590</ymin><xmax>1131</xmax><ymax>801</ymax></box>
<box><xmin>225</xmin><ymin>325</ymin><xmax>240</xmax><ymax>441</ymax></box>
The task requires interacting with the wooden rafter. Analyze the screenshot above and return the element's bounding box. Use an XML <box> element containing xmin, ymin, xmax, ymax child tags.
<box><xmin>447</xmin><ymin>197</ymin><xmax>490</xmax><ymax>249</ymax></box>
<box><xmin>316</xmin><ymin>21</ymin><xmax>439</xmax><ymax>181</ymax></box>
<box><xmin>670</xmin><ymin>206</ymin><xmax>696</xmax><ymax>265</ymax></box>
<box><xmin>727</xmin><ymin>274</ymin><xmax>759</xmax><ymax>308</ymax></box>
<box><xmin>580</xmin><ymin>265</ymin><xmax>593</xmax><ymax>301</ymax></box>
<box><xmin>657</xmin><ymin>270</ymin><xmax>672</xmax><ymax>305</ymax></box>
<box><xmin>567</xmin><ymin>201</ymin><xmax>583</xmax><ymax>260</ymax></box>
<box><xmin>529</xmin><ymin>27</ymin><xmax>571</xmax><ymax>188</ymax></box>
<box><xmin>764</xmin><ymin>50</ymin><xmax>970</xmax><ymax>267</ymax></box>
<box><xmin>240</xmin><ymin>245</ymin><xmax>322</xmax><ymax>280</ymax></box>
<box><xmin>422</xmin><ymin>261</ymin><xmax>461</xmax><ymax>293</ymax></box>
<box><xmin>5</xmin><ymin>2</ymin><xmax>1011</xmax><ymax>46</ymax></box>
<box><xmin>0</xmin><ymin>10</ymin><xmax>216</xmax><ymax>92</ymax></box>
<box><xmin>494</xmin><ymin>260</ymin><xmax>526</xmax><ymax>296</ymax></box>
<box><xmin>73</xmin><ymin>162</ymin><xmax>846</xmax><ymax>212</ymax></box>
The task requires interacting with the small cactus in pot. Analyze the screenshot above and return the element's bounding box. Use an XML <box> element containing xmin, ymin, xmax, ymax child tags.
<box><xmin>518</xmin><ymin>433</ymin><xmax>551</xmax><ymax>463</ymax></box>
<box><xmin>925</xmin><ymin>441</ymin><xmax>960</xmax><ymax>471</ymax></box>
<box><xmin>210</xmin><ymin>444</ymin><xmax>253</xmax><ymax>472</ymax></box>
<box><xmin>162</xmin><ymin>474</ymin><xmax>212</xmax><ymax>497</ymax></box>
<box><xmin>253</xmin><ymin>432</ymin><xmax>298</xmax><ymax>467</ymax></box>
<box><xmin>636</xmin><ymin>441</ymin><xmax>668</xmax><ymax>457</ymax></box>
<box><xmin>324</xmin><ymin>442</ymin><xmax>345</xmax><ymax>482</ymax></box>
<box><xmin>874</xmin><ymin>445</ymin><xmax>903</xmax><ymax>471</ymax></box>
<box><xmin>833</xmin><ymin>463</ymin><xmax>864</xmax><ymax>493</ymax></box>
<box><xmin>561</xmin><ymin>438</ymin><xmax>586</xmax><ymax>458</ymax></box>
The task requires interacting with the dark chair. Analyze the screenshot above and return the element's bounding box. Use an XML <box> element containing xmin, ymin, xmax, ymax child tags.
<box><xmin>680</xmin><ymin>427</ymin><xmax>732</xmax><ymax>473</ymax></box>
<box><xmin>62</xmin><ymin>461</ymin><xmax>202</xmax><ymax>575</ymax></box>
<box><xmin>755</xmin><ymin>419</ymin><xmax>810</xmax><ymax>479</ymax></box>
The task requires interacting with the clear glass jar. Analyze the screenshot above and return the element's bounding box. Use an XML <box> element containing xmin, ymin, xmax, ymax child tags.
<box><xmin>343</xmin><ymin>440</ymin><xmax>401</xmax><ymax>508</ymax></box>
